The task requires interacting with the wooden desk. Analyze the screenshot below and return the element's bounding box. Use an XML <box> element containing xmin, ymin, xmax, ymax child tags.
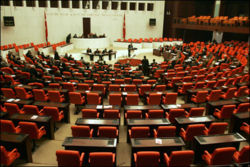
<box><xmin>33</xmin><ymin>101</ymin><xmax>70</xmax><ymax>123</ymax></box>
<box><xmin>62</xmin><ymin>137</ymin><xmax>117</xmax><ymax>153</ymax></box>
<box><xmin>185</xmin><ymin>88</ymin><xmax>212</xmax><ymax>103</ymax></box>
<box><xmin>144</xmin><ymin>91</ymin><xmax>170</xmax><ymax>96</ymax></box>
<box><xmin>175</xmin><ymin>115</ymin><xmax>216</xmax><ymax>133</ymax></box>
<box><xmin>13</xmin><ymin>84</ymin><xmax>39</xmax><ymax>90</ymax></box>
<box><xmin>161</xmin><ymin>103</ymin><xmax>197</xmax><ymax>111</ymax></box>
<box><xmin>124</xmin><ymin>105</ymin><xmax>161</xmax><ymax>112</ymax></box>
<box><xmin>75</xmin><ymin>118</ymin><xmax>120</xmax><ymax>127</ymax></box>
<box><xmin>206</xmin><ymin>99</ymin><xmax>239</xmax><ymax>115</ymax></box>
<box><xmin>230</xmin><ymin>112</ymin><xmax>250</xmax><ymax>133</ymax></box>
<box><xmin>127</xmin><ymin>118</ymin><xmax>171</xmax><ymax>142</ymax></box>
<box><xmin>0</xmin><ymin>132</ymin><xmax>33</xmax><ymax>162</ymax></box>
<box><xmin>81</xmin><ymin>104</ymin><xmax>120</xmax><ymax>118</ymax></box>
<box><xmin>131</xmin><ymin>137</ymin><xmax>185</xmax><ymax>153</ymax></box>
<box><xmin>1</xmin><ymin>98</ymin><xmax>33</xmax><ymax>106</ymax></box>
<box><xmin>237</xmin><ymin>97</ymin><xmax>250</xmax><ymax>103</ymax></box>
<box><xmin>0</xmin><ymin>111</ymin><xmax>8</xmax><ymax>119</ymax></box>
<box><xmin>193</xmin><ymin>133</ymin><xmax>246</xmax><ymax>162</ymax></box>
<box><xmin>10</xmin><ymin>114</ymin><xmax>55</xmax><ymax>139</ymax></box>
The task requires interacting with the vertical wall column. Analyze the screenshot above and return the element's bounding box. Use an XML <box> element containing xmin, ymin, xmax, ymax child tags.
<box><xmin>47</xmin><ymin>0</ymin><xmax>50</xmax><ymax>8</ymax></box>
<box><xmin>58</xmin><ymin>0</ymin><xmax>62</xmax><ymax>9</ymax></box>
<box><xmin>212</xmin><ymin>0</ymin><xmax>222</xmax><ymax>42</ymax></box>
<box><xmin>79</xmin><ymin>0</ymin><xmax>82</xmax><ymax>9</ymax></box>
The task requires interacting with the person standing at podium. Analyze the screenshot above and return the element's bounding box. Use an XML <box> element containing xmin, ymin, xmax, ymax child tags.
<box><xmin>128</xmin><ymin>43</ymin><xmax>133</xmax><ymax>57</ymax></box>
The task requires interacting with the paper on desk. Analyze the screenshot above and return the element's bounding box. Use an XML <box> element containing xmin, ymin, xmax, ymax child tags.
<box><xmin>18</xmin><ymin>84</ymin><xmax>23</xmax><ymax>86</ymax></box>
<box><xmin>157</xmin><ymin>92</ymin><xmax>162</xmax><ymax>94</ymax></box>
<box><xmin>85</xmin><ymin>90</ymin><xmax>90</xmax><ymax>93</ymax></box>
<box><xmin>104</xmin><ymin>105</ymin><xmax>112</xmax><ymax>109</ymax></box>
<box><xmin>31</xmin><ymin>115</ymin><xmax>38</xmax><ymax>119</ymax></box>
<box><xmin>6</xmin><ymin>98</ymin><xmax>15</xmax><ymax>102</ymax></box>
<box><xmin>155</xmin><ymin>138</ymin><xmax>162</xmax><ymax>144</ymax></box>
<box><xmin>96</xmin><ymin>105</ymin><xmax>102</xmax><ymax>109</ymax></box>
<box><xmin>14</xmin><ymin>99</ymin><xmax>20</xmax><ymax>102</ymax></box>
<box><xmin>122</xmin><ymin>92</ymin><xmax>127</xmax><ymax>95</ymax></box>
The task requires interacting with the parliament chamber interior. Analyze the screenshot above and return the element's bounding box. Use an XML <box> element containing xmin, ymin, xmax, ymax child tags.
<box><xmin>0</xmin><ymin>0</ymin><xmax>250</xmax><ymax>167</ymax></box>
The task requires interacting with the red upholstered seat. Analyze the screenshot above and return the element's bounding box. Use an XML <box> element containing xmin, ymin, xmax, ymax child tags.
<box><xmin>134</xmin><ymin>151</ymin><xmax>160</xmax><ymax>167</ymax></box>
<box><xmin>126</xmin><ymin>94</ymin><xmax>139</xmax><ymax>105</ymax></box>
<box><xmin>162</xmin><ymin>93</ymin><xmax>177</xmax><ymax>104</ymax></box>
<box><xmin>69</xmin><ymin>92</ymin><xmax>85</xmax><ymax>105</ymax></box>
<box><xmin>180</xmin><ymin>124</ymin><xmax>205</xmax><ymax>141</ymax></box>
<box><xmin>19</xmin><ymin>121</ymin><xmax>46</xmax><ymax>139</ymax></box>
<box><xmin>48</xmin><ymin>91</ymin><xmax>65</xmax><ymax>102</ymax></box>
<box><xmin>203</xmin><ymin>122</ymin><xmax>228</xmax><ymax>135</ymax></box>
<box><xmin>4</xmin><ymin>103</ymin><xmax>24</xmax><ymax>116</ymax></box>
<box><xmin>186</xmin><ymin>107</ymin><xmax>204</xmax><ymax>117</ymax></box>
<box><xmin>14</xmin><ymin>87</ymin><xmax>33</xmax><ymax>99</ymax></box>
<box><xmin>23</xmin><ymin>105</ymin><xmax>44</xmax><ymax>115</ymax></box>
<box><xmin>56</xmin><ymin>150</ymin><xmax>84</xmax><ymax>167</ymax></box>
<box><xmin>87</xmin><ymin>93</ymin><xmax>101</xmax><ymax>105</ymax></box>
<box><xmin>89</xmin><ymin>152</ymin><xmax>115</xmax><ymax>167</ymax></box>
<box><xmin>0</xmin><ymin>120</ymin><xmax>21</xmax><ymax>133</ymax></box>
<box><xmin>129</xmin><ymin>127</ymin><xmax>150</xmax><ymax>139</ymax></box>
<box><xmin>33</xmin><ymin>89</ymin><xmax>48</xmax><ymax>101</ymax></box>
<box><xmin>233</xmin><ymin>103</ymin><xmax>250</xmax><ymax>113</ymax></box>
<box><xmin>213</xmin><ymin>105</ymin><xmax>236</xmax><ymax>119</ymax></box>
<box><xmin>82</xmin><ymin>109</ymin><xmax>99</xmax><ymax>118</ymax></box>
<box><xmin>71</xmin><ymin>125</ymin><xmax>93</xmax><ymax>137</ymax></box>
<box><xmin>221</xmin><ymin>87</ymin><xmax>237</xmax><ymax>99</ymax></box>
<box><xmin>98</xmin><ymin>126</ymin><xmax>118</xmax><ymax>138</ymax></box>
<box><xmin>43</xmin><ymin>107</ymin><xmax>64</xmax><ymax>121</ymax></box>
<box><xmin>125</xmin><ymin>110</ymin><xmax>142</xmax><ymax>119</ymax></box>
<box><xmin>233</xmin><ymin>145</ymin><xmax>250</xmax><ymax>163</ymax></box>
<box><xmin>166</xmin><ymin>109</ymin><xmax>188</xmax><ymax>123</ymax></box>
<box><xmin>1</xmin><ymin>88</ymin><xmax>16</xmax><ymax>99</ymax></box>
<box><xmin>153</xmin><ymin>126</ymin><xmax>176</xmax><ymax>137</ymax></box>
<box><xmin>202</xmin><ymin>147</ymin><xmax>236</xmax><ymax>165</ymax></box>
<box><xmin>164</xmin><ymin>150</ymin><xmax>194</xmax><ymax>167</ymax></box>
<box><xmin>0</xmin><ymin>146</ymin><xmax>20</xmax><ymax>166</ymax></box>
<box><xmin>145</xmin><ymin>110</ymin><xmax>164</xmax><ymax>118</ymax></box>
<box><xmin>109</xmin><ymin>94</ymin><xmax>122</xmax><ymax>106</ymax></box>
<box><xmin>147</xmin><ymin>93</ymin><xmax>161</xmax><ymax>105</ymax></box>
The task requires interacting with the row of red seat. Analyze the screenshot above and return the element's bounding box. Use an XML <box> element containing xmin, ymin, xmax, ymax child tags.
<box><xmin>116</xmin><ymin>37</ymin><xmax>182</xmax><ymax>43</ymax></box>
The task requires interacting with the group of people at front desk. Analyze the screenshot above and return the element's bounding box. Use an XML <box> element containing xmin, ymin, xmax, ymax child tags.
<box><xmin>86</xmin><ymin>48</ymin><xmax>115</xmax><ymax>61</ymax></box>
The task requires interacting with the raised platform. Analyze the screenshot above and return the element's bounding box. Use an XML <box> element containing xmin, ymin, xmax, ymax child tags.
<box><xmin>72</xmin><ymin>37</ymin><xmax>110</xmax><ymax>49</ymax></box>
<box><xmin>113</xmin><ymin>41</ymin><xmax>183</xmax><ymax>49</ymax></box>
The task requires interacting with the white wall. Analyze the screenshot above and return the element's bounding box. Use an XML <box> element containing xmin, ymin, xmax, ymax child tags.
<box><xmin>1</xmin><ymin>1</ymin><xmax>164</xmax><ymax>46</ymax></box>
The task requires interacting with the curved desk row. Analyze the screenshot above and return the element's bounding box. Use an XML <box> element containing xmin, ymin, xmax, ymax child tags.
<box><xmin>72</xmin><ymin>37</ymin><xmax>110</xmax><ymax>49</ymax></box>
<box><xmin>83</xmin><ymin>52</ymin><xmax>117</xmax><ymax>62</ymax></box>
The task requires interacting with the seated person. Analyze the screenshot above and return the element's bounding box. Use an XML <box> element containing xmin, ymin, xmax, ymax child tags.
<box><xmin>87</xmin><ymin>48</ymin><xmax>92</xmax><ymax>54</ymax></box>
<box><xmin>102</xmin><ymin>48</ymin><xmax>107</xmax><ymax>54</ymax></box>
<box><xmin>94</xmin><ymin>49</ymin><xmax>100</xmax><ymax>55</ymax></box>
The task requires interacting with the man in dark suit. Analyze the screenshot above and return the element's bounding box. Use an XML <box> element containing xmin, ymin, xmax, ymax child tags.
<box><xmin>54</xmin><ymin>51</ymin><xmax>60</xmax><ymax>60</ymax></box>
<box><xmin>128</xmin><ymin>43</ymin><xmax>133</xmax><ymax>57</ymax></box>
<box><xmin>142</xmin><ymin>56</ymin><xmax>149</xmax><ymax>76</ymax></box>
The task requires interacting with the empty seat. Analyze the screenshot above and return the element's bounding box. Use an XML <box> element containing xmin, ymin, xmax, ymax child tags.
<box><xmin>233</xmin><ymin>145</ymin><xmax>250</xmax><ymax>163</ymax></box>
<box><xmin>126</xmin><ymin>94</ymin><xmax>139</xmax><ymax>105</ymax></box>
<box><xmin>203</xmin><ymin>122</ymin><xmax>228</xmax><ymax>135</ymax></box>
<box><xmin>162</xmin><ymin>93</ymin><xmax>177</xmax><ymax>104</ymax></box>
<box><xmin>89</xmin><ymin>152</ymin><xmax>115</xmax><ymax>167</ymax></box>
<box><xmin>97</xmin><ymin>126</ymin><xmax>118</xmax><ymax>138</ymax></box>
<box><xmin>0</xmin><ymin>146</ymin><xmax>20</xmax><ymax>166</ymax></box>
<box><xmin>103</xmin><ymin>109</ymin><xmax>121</xmax><ymax>118</ymax></box>
<box><xmin>14</xmin><ymin>87</ymin><xmax>33</xmax><ymax>99</ymax></box>
<box><xmin>62</xmin><ymin>82</ymin><xmax>75</xmax><ymax>92</ymax></box>
<box><xmin>147</xmin><ymin>93</ymin><xmax>161</xmax><ymax>105</ymax></box>
<box><xmin>191</xmin><ymin>91</ymin><xmax>208</xmax><ymax>104</ymax></box>
<box><xmin>129</xmin><ymin>127</ymin><xmax>150</xmax><ymax>139</ymax></box>
<box><xmin>153</xmin><ymin>126</ymin><xmax>176</xmax><ymax>137</ymax></box>
<box><xmin>213</xmin><ymin>105</ymin><xmax>236</xmax><ymax>119</ymax></box>
<box><xmin>235</xmin><ymin>86</ymin><xmax>248</xmax><ymax>97</ymax></box>
<box><xmin>48</xmin><ymin>91</ymin><xmax>65</xmax><ymax>103</ymax></box>
<box><xmin>4</xmin><ymin>103</ymin><xmax>24</xmax><ymax>116</ymax></box>
<box><xmin>109</xmin><ymin>94</ymin><xmax>122</xmax><ymax>106</ymax></box>
<box><xmin>56</xmin><ymin>150</ymin><xmax>84</xmax><ymax>167</ymax></box>
<box><xmin>134</xmin><ymin>151</ymin><xmax>160</xmax><ymax>167</ymax></box>
<box><xmin>154</xmin><ymin>85</ymin><xmax>166</xmax><ymax>91</ymax></box>
<box><xmin>69</xmin><ymin>92</ymin><xmax>85</xmax><ymax>105</ymax></box>
<box><xmin>206</xmin><ymin>90</ymin><xmax>222</xmax><ymax>101</ymax></box>
<box><xmin>82</xmin><ymin>109</ymin><xmax>99</xmax><ymax>118</ymax></box>
<box><xmin>139</xmin><ymin>85</ymin><xmax>152</xmax><ymax>96</ymax></box>
<box><xmin>193</xmin><ymin>82</ymin><xmax>205</xmax><ymax>89</ymax></box>
<box><xmin>186</xmin><ymin>107</ymin><xmax>204</xmax><ymax>117</ymax></box>
<box><xmin>180</xmin><ymin>124</ymin><xmax>205</xmax><ymax>141</ymax></box>
<box><xmin>77</xmin><ymin>83</ymin><xmax>91</xmax><ymax>91</ymax></box>
<box><xmin>214</xmin><ymin>79</ymin><xmax>227</xmax><ymax>87</ymax></box>
<box><xmin>125</xmin><ymin>110</ymin><xmax>142</xmax><ymax>119</ymax></box>
<box><xmin>49</xmin><ymin>83</ymin><xmax>61</xmax><ymax>89</ymax></box>
<box><xmin>202</xmin><ymin>147</ymin><xmax>236</xmax><ymax>165</ymax></box>
<box><xmin>92</xmin><ymin>84</ymin><xmax>106</xmax><ymax>94</ymax></box>
<box><xmin>124</xmin><ymin>85</ymin><xmax>137</xmax><ymax>92</ymax></box>
<box><xmin>1</xmin><ymin>88</ymin><xmax>16</xmax><ymax>99</ymax></box>
<box><xmin>205</xmin><ymin>81</ymin><xmax>216</xmax><ymax>88</ymax></box>
<box><xmin>0</xmin><ymin>120</ymin><xmax>21</xmax><ymax>133</ymax></box>
<box><xmin>240</xmin><ymin>122</ymin><xmax>250</xmax><ymax>134</ymax></box>
<box><xmin>166</xmin><ymin>109</ymin><xmax>188</xmax><ymax>123</ymax></box>
<box><xmin>87</xmin><ymin>93</ymin><xmax>101</xmax><ymax>105</ymax></box>
<box><xmin>109</xmin><ymin>84</ymin><xmax>121</xmax><ymax>91</ymax></box>
<box><xmin>23</xmin><ymin>105</ymin><xmax>44</xmax><ymax>115</ymax></box>
<box><xmin>221</xmin><ymin>87</ymin><xmax>237</xmax><ymax>99</ymax></box>
<box><xmin>234</xmin><ymin>103</ymin><xmax>250</xmax><ymax>113</ymax></box>
<box><xmin>178</xmin><ymin>83</ymin><xmax>193</xmax><ymax>94</ymax></box>
<box><xmin>145</xmin><ymin>110</ymin><xmax>164</xmax><ymax>118</ymax></box>
<box><xmin>18</xmin><ymin>121</ymin><xmax>46</xmax><ymax>139</ymax></box>
<box><xmin>43</xmin><ymin>107</ymin><xmax>64</xmax><ymax>122</ymax></box>
<box><xmin>32</xmin><ymin>89</ymin><xmax>48</xmax><ymax>101</ymax></box>
<box><xmin>164</xmin><ymin>150</ymin><xmax>194</xmax><ymax>167</ymax></box>
<box><xmin>71</xmin><ymin>125</ymin><xmax>93</xmax><ymax>137</ymax></box>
